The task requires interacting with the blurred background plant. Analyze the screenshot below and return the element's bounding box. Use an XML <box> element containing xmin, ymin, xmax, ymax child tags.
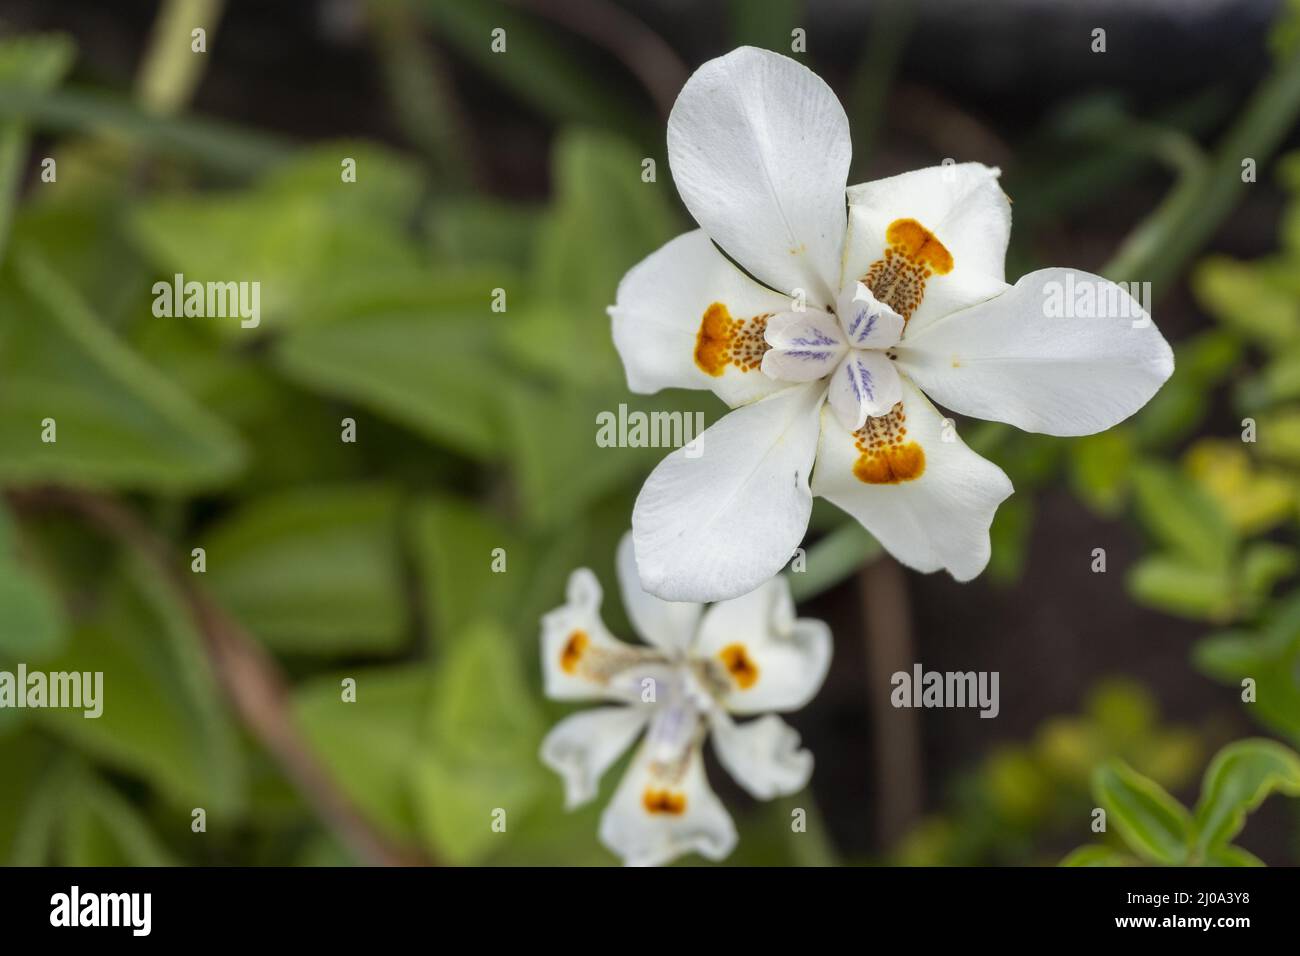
<box><xmin>2</xmin><ymin>0</ymin><xmax>1300</xmax><ymax>866</ymax></box>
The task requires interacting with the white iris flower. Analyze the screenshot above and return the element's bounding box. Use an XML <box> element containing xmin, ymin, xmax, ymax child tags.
<box><xmin>539</xmin><ymin>534</ymin><xmax>831</xmax><ymax>866</ymax></box>
<box><xmin>611</xmin><ymin>47</ymin><xmax>1174</xmax><ymax>602</ymax></box>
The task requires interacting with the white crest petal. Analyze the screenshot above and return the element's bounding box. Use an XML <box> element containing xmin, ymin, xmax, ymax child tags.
<box><xmin>760</xmin><ymin>309</ymin><xmax>846</xmax><ymax>382</ymax></box>
<box><xmin>828</xmin><ymin>349</ymin><xmax>903</xmax><ymax>432</ymax></box>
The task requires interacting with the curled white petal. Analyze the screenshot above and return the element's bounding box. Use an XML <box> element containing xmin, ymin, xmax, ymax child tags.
<box><xmin>709</xmin><ymin>711</ymin><xmax>813</xmax><ymax>800</ymax></box>
<box><xmin>692</xmin><ymin>575</ymin><xmax>832</xmax><ymax>713</ymax></box>
<box><xmin>599</xmin><ymin>742</ymin><xmax>736</xmax><ymax>867</ymax></box>
<box><xmin>541</xmin><ymin>706</ymin><xmax>650</xmax><ymax>809</ymax></box>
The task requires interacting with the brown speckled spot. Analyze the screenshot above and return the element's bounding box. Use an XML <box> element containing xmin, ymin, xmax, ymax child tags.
<box><xmin>861</xmin><ymin>218</ymin><xmax>953</xmax><ymax>323</ymax></box>
<box><xmin>852</xmin><ymin>403</ymin><xmax>925</xmax><ymax>484</ymax></box>
<box><xmin>694</xmin><ymin>302</ymin><xmax>772</xmax><ymax>376</ymax></box>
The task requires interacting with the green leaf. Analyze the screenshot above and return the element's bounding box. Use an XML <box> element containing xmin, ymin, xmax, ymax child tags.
<box><xmin>0</xmin><ymin>732</ymin><xmax>51</xmax><ymax>863</ymax></box>
<box><xmin>0</xmin><ymin>251</ymin><xmax>246</xmax><ymax>489</ymax></box>
<box><xmin>0</xmin><ymin>33</ymin><xmax>75</xmax><ymax>265</ymax></box>
<box><xmin>128</xmin><ymin>143</ymin><xmax>425</xmax><ymax>336</ymax></box>
<box><xmin>1133</xmin><ymin>332</ymin><xmax>1240</xmax><ymax>448</ymax></box>
<box><xmin>202</xmin><ymin>485</ymin><xmax>407</xmax><ymax>655</ymax></box>
<box><xmin>58</xmin><ymin>768</ymin><xmax>177</xmax><ymax>866</ymax></box>
<box><xmin>130</xmin><ymin>317</ymin><xmax>360</xmax><ymax>492</ymax></box>
<box><xmin>1255</xmin><ymin>407</ymin><xmax>1300</xmax><ymax>467</ymax></box>
<box><xmin>408</xmin><ymin>497</ymin><xmax>527</xmax><ymax>642</ymax></box>
<box><xmin>1193</xmin><ymin>254</ymin><xmax>1300</xmax><ymax>347</ymax></box>
<box><xmin>429</xmin><ymin>197</ymin><xmax>540</xmax><ymax>271</ymax></box>
<box><xmin>728</xmin><ymin>0</ymin><xmax>801</xmax><ymax>49</ymax></box>
<box><xmin>1131</xmin><ymin>463</ymin><xmax>1236</xmax><ymax>569</ymax></box>
<box><xmin>532</xmin><ymin>130</ymin><xmax>677</xmax><ymax>371</ymax></box>
<box><xmin>1201</xmin><ymin>844</ymin><xmax>1265</xmax><ymax>866</ymax></box>
<box><xmin>1126</xmin><ymin>554</ymin><xmax>1235</xmax><ymax>621</ymax></box>
<box><xmin>1092</xmin><ymin>759</ymin><xmax>1194</xmax><ymax>864</ymax></box>
<box><xmin>1061</xmin><ymin>845</ymin><xmax>1134</xmax><ymax>867</ymax></box>
<box><xmin>1068</xmin><ymin>428</ymin><xmax>1135</xmax><ymax>516</ymax></box>
<box><xmin>987</xmin><ymin>494</ymin><xmax>1033</xmax><ymax>584</ymax></box>
<box><xmin>413</xmin><ymin>620</ymin><xmax>547</xmax><ymax>864</ymax></box>
<box><xmin>417</xmin><ymin>1</ymin><xmax>641</xmax><ymax>137</ymax></box>
<box><xmin>506</xmin><ymin>384</ymin><xmax>714</xmax><ymax>531</ymax></box>
<box><xmin>293</xmin><ymin>664</ymin><xmax>433</xmax><ymax>845</ymax></box>
<box><xmin>32</xmin><ymin>554</ymin><xmax>244</xmax><ymax>815</ymax></box>
<box><xmin>276</xmin><ymin>296</ymin><xmax>508</xmax><ymax>461</ymax></box>
<box><xmin>1183</xmin><ymin>439</ymin><xmax>1293</xmax><ymax>536</ymax></box>
<box><xmin>1194</xmin><ymin>631</ymin><xmax>1300</xmax><ymax>742</ymax></box>
<box><xmin>1193</xmin><ymin>738</ymin><xmax>1300</xmax><ymax>855</ymax></box>
<box><xmin>1239</xmin><ymin>542</ymin><xmax>1297</xmax><ymax>603</ymax></box>
<box><xmin>0</xmin><ymin>556</ymin><xmax>66</xmax><ymax>661</ymax></box>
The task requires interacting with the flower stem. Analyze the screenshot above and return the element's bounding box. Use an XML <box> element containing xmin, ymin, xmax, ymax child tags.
<box><xmin>135</xmin><ymin>0</ymin><xmax>224</xmax><ymax>117</ymax></box>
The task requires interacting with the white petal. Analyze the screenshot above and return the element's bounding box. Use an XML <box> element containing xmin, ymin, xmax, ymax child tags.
<box><xmin>599</xmin><ymin>742</ymin><xmax>736</xmax><ymax>867</ymax></box>
<box><xmin>541</xmin><ymin>706</ymin><xmax>650</xmax><ymax>809</ymax></box>
<box><xmin>828</xmin><ymin>350</ymin><xmax>903</xmax><ymax>431</ymax></box>
<box><xmin>709</xmin><ymin>712</ymin><xmax>813</xmax><ymax>799</ymax></box>
<box><xmin>760</xmin><ymin>310</ymin><xmax>845</xmax><ymax>382</ymax></box>
<box><xmin>610</xmin><ymin>229</ymin><xmax>793</xmax><ymax>408</ymax></box>
<box><xmin>616</xmin><ymin>532</ymin><xmax>701</xmax><ymax>654</ymax></box>
<box><xmin>693</xmin><ymin>575</ymin><xmax>832</xmax><ymax>713</ymax></box>
<box><xmin>835</xmin><ymin>282</ymin><xmax>905</xmax><ymax>349</ymax></box>
<box><xmin>541</xmin><ymin>569</ymin><xmax>661</xmax><ymax>701</ymax></box>
<box><xmin>632</xmin><ymin>383</ymin><xmax>823</xmax><ymax>603</ymax></box>
<box><xmin>896</xmin><ymin>268</ymin><xmax>1175</xmax><ymax>437</ymax></box>
<box><xmin>667</xmin><ymin>47</ymin><xmax>850</xmax><ymax>307</ymax></box>
<box><xmin>845</xmin><ymin>162</ymin><xmax>1011</xmax><ymax>282</ymax></box>
<box><xmin>840</xmin><ymin>169</ymin><xmax>1011</xmax><ymax>335</ymax></box>
<box><xmin>812</xmin><ymin>378</ymin><xmax>1013</xmax><ymax>581</ymax></box>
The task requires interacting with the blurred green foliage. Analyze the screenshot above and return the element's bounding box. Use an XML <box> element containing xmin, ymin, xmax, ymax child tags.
<box><xmin>2</xmin><ymin>0</ymin><xmax>1300</xmax><ymax>869</ymax></box>
<box><xmin>1063</xmin><ymin>738</ymin><xmax>1300</xmax><ymax>866</ymax></box>
<box><xmin>895</xmin><ymin>679</ymin><xmax>1203</xmax><ymax>866</ymax></box>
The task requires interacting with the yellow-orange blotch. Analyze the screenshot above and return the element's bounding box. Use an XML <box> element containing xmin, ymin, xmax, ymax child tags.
<box><xmin>694</xmin><ymin>303</ymin><xmax>734</xmax><ymax>376</ymax></box>
<box><xmin>854</xmin><ymin>442</ymin><xmax>926</xmax><ymax>484</ymax></box>
<box><xmin>560</xmin><ymin>630</ymin><xmax>588</xmax><ymax>674</ymax></box>
<box><xmin>719</xmin><ymin>643</ymin><xmax>760</xmax><ymax>690</ymax></box>
<box><xmin>852</xmin><ymin>403</ymin><xmax>926</xmax><ymax>484</ymax></box>
<box><xmin>642</xmin><ymin>788</ymin><xmax>688</xmax><ymax>815</ymax></box>
<box><xmin>885</xmin><ymin>218</ymin><xmax>953</xmax><ymax>275</ymax></box>
<box><xmin>694</xmin><ymin>302</ymin><xmax>770</xmax><ymax>377</ymax></box>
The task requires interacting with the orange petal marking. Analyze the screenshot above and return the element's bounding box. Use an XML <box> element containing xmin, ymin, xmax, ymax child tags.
<box><xmin>719</xmin><ymin>643</ymin><xmax>760</xmax><ymax>690</ymax></box>
<box><xmin>852</xmin><ymin>403</ymin><xmax>925</xmax><ymax>484</ymax></box>
<box><xmin>642</xmin><ymin>788</ymin><xmax>688</xmax><ymax>815</ymax></box>
<box><xmin>694</xmin><ymin>302</ymin><xmax>771</xmax><ymax>376</ymax></box>
<box><xmin>861</xmin><ymin>218</ymin><xmax>953</xmax><ymax>322</ymax></box>
<box><xmin>560</xmin><ymin>630</ymin><xmax>589</xmax><ymax>674</ymax></box>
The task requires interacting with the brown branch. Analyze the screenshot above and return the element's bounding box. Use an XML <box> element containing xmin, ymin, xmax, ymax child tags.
<box><xmin>508</xmin><ymin>0</ymin><xmax>689</xmax><ymax>120</ymax></box>
<box><xmin>859</xmin><ymin>556</ymin><xmax>923</xmax><ymax>849</ymax></box>
<box><xmin>6</xmin><ymin>486</ymin><xmax>431</xmax><ymax>867</ymax></box>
